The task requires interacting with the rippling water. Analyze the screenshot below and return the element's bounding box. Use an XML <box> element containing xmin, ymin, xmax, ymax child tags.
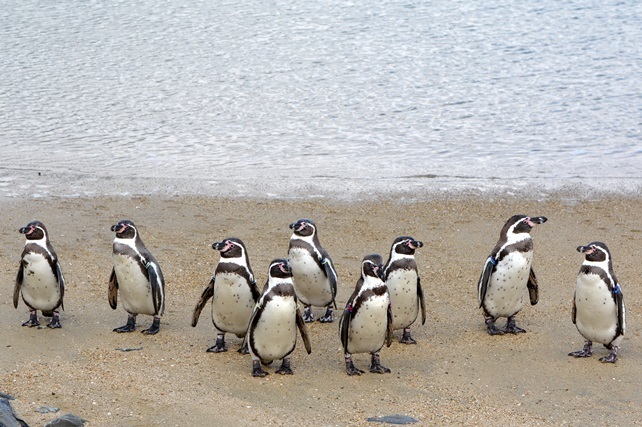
<box><xmin>1</xmin><ymin>0</ymin><xmax>641</xmax><ymax>199</ymax></box>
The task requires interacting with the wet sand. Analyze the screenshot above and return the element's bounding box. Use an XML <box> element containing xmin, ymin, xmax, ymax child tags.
<box><xmin>1</xmin><ymin>195</ymin><xmax>641</xmax><ymax>426</ymax></box>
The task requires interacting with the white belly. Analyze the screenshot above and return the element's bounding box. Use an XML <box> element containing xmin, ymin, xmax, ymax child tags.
<box><xmin>289</xmin><ymin>248</ymin><xmax>333</xmax><ymax>307</ymax></box>
<box><xmin>250</xmin><ymin>296</ymin><xmax>298</xmax><ymax>362</ymax></box>
<box><xmin>20</xmin><ymin>253</ymin><xmax>61</xmax><ymax>312</ymax></box>
<box><xmin>113</xmin><ymin>254</ymin><xmax>156</xmax><ymax>316</ymax></box>
<box><xmin>574</xmin><ymin>273</ymin><xmax>625</xmax><ymax>346</ymax></box>
<box><xmin>211</xmin><ymin>273</ymin><xmax>255</xmax><ymax>337</ymax></box>
<box><xmin>347</xmin><ymin>293</ymin><xmax>390</xmax><ymax>355</ymax></box>
<box><xmin>386</xmin><ymin>269</ymin><xmax>420</xmax><ymax>330</ymax></box>
<box><xmin>483</xmin><ymin>251</ymin><xmax>532</xmax><ymax>318</ymax></box>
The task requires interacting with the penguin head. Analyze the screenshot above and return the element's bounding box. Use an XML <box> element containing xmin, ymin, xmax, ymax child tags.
<box><xmin>111</xmin><ymin>220</ymin><xmax>137</xmax><ymax>239</ymax></box>
<box><xmin>391</xmin><ymin>236</ymin><xmax>423</xmax><ymax>255</ymax></box>
<box><xmin>212</xmin><ymin>238</ymin><xmax>246</xmax><ymax>259</ymax></box>
<box><xmin>268</xmin><ymin>258</ymin><xmax>292</xmax><ymax>279</ymax></box>
<box><xmin>289</xmin><ymin>219</ymin><xmax>316</xmax><ymax>237</ymax></box>
<box><xmin>577</xmin><ymin>242</ymin><xmax>610</xmax><ymax>262</ymax></box>
<box><xmin>361</xmin><ymin>254</ymin><xmax>384</xmax><ymax>280</ymax></box>
<box><xmin>19</xmin><ymin>221</ymin><xmax>48</xmax><ymax>240</ymax></box>
<box><xmin>503</xmin><ymin>215</ymin><xmax>548</xmax><ymax>235</ymax></box>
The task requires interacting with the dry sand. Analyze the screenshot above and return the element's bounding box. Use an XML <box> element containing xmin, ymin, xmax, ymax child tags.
<box><xmin>1</xmin><ymin>194</ymin><xmax>641</xmax><ymax>426</ymax></box>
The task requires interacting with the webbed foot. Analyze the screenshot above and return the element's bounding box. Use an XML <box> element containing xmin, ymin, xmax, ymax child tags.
<box><xmin>207</xmin><ymin>336</ymin><xmax>227</xmax><ymax>353</ymax></box>
<box><xmin>302</xmin><ymin>306</ymin><xmax>314</xmax><ymax>323</ymax></box>
<box><xmin>504</xmin><ymin>316</ymin><xmax>526</xmax><ymax>334</ymax></box>
<box><xmin>141</xmin><ymin>317</ymin><xmax>160</xmax><ymax>335</ymax></box>
<box><xmin>569</xmin><ymin>341</ymin><xmax>593</xmax><ymax>358</ymax></box>
<box><xmin>47</xmin><ymin>313</ymin><xmax>62</xmax><ymax>329</ymax></box>
<box><xmin>318</xmin><ymin>307</ymin><xmax>333</xmax><ymax>323</ymax></box>
<box><xmin>238</xmin><ymin>341</ymin><xmax>250</xmax><ymax>354</ymax></box>
<box><xmin>275</xmin><ymin>358</ymin><xmax>293</xmax><ymax>375</ymax></box>
<box><xmin>252</xmin><ymin>360</ymin><xmax>268</xmax><ymax>377</ymax></box>
<box><xmin>599</xmin><ymin>346</ymin><xmax>618</xmax><ymax>363</ymax></box>
<box><xmin>345</xmin><ymin>355</ymin><xmax>364</xmax><ymax>376</ymax></box>
<box><xmin>113</xmin><ymin>315</ymin><xmax>137</xmax><ymax>333</ymax></box>
<box><xmin>369</xmin><ymin>353</ymin><xmax>391</xmax><ymax>374</ymax></box>
<box><xmin>400</xmin><ymin>328</ymin><xmax>417</xmax><ymax>344</ymax></box>
<box><xmin>22</xmin><ymin>311</ymin><xmax>40</xmax><ymax>327</ymax></box>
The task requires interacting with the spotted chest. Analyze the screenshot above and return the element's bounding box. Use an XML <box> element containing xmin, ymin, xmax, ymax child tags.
<box><xmin>386</xmin><ymin>268</ymin><xmax>420</xmax><ymax>330</ymax></box>
<box><xmin>113</xmin><ymin>254</ymin><xmax>156</xmax><ymax>316</ymax></box>
<box><xmin>345</xmin><ymin>291</ymin><xmax>390</xmax><ymax>355</ymax></box>
<box><xmin>288</xmin><ymin>247</ymin><xmax>333</xmax><ymax>307</ymax></box>
<box><xmin>574</xmin><ymin>272</ymin><xmax>625</xmax><ymax>346</ymax></box>
<box><xmin>249</xmin><ymin>294</ymin><xmax>298</xmax><ymax>363</ymax></box>
<box><xmin>20</xmin><ymin>252</ymin><xmax>61</xmax><ymax>311</ymax></box>
<box><xmin>211</xmin><ymin>272</ymin><xmax>256</xmax><ymax>337</ymax></box>
<box><xmin>483</xmin><ymin>250</ymin><xmax>533</xmax><ymax>318</ymax></box>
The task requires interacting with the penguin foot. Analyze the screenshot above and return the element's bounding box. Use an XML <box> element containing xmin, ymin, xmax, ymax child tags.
<box><xmin>303</xmin><ymin>306</ymin><xmax>314</xmax><ymax>323</ymax></box>
<box><xmin>47</xmin><ymin>314</ymin><xmax>62</xmax><ymax>329</ymax></box>
<box><xmin>207</xmin><ymin>336</ymin><xmax>227</xmax><ymax>353</ymax></box>
<box><xmin>21</xmin><ymin>312</ymin><xmax>40</xmax><ymax>327</ymax></box>
<box><xmin>486</xmin><ymin>324</ymin><xmax>505</xmax><ymax>335</ymax></box>
<box><xmin>345</xmin><ymin>355</ymin><xmax>363</xmax><ymax>376</ymax></box>
<box><xmin>369</xmin><ymin>353</ymin><xmax>391</xmax><ymax>374</ymax></box>
<box><xmin>114</xmin><ymin>315</ymin><xmax>136</xmax><ymax>333</ymax></box>
<box><xmin>599</xmin><ymin>346</ymin><xmax>618</xmax><ymax>363</ymax></box>
<box><xmin>504</xmin><ymin>317</ymin><xmax>526</xmax><ymax>334</ymax></box>
<box><xmin>275</xmin><ymin>358</ymin><xmax>293</xmax><ymax>375</ymax></box>
<box><xmin>141</xmin><ymin>318</ymin><xmax>160</xmax><ymax>335</ymax></box>
<box><xmin>206</xmin><ymin>344</ymin><xmax>227</xmax><ymax>353</ymax></box>
<box><xmin>400</xmin><ymin>328</ymin><xmax>417</xmax><ymax>344</ymax></box>
<box><xmin>318</xmin><ymin>307</ymin><xmax>334</xmax><ymax>323</ymax></box>
<box><xmin>504</xmin><ymin>324</ymin><xmax>526</xmax><ymax>334</ymax></box>
<box><xmin>569</xmin><ymin>341</ymin><xmax>593</xmax><ymax>358</ymax></box>
<box><xmin>238</xmin><ymin>342</ymin><xmax>250</xmax><ymax>354</ymax></box>
<box><xmin>252</xmin><ymin>360</ymin><xmax>269</xmax><ymax>377</ymax></box>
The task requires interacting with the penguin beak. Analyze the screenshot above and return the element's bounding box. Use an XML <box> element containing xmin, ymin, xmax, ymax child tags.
<box><xmin>577</xmin><ymin>245</ymin><xmax>595</xmax><ymax>254</ymax></box>
<box><xmin>410</xmin><ymin>240</ymin><xmax>424</xmax><ymax>249</ymax></box>
<box><xmin>527</xmin><ymin>216</ymin><xmax>548</xmax><ymax>226</ymax></box>
<box><xmin>212</xmin><ymin>241</ymin><xmax>224</xmax><ymax>251</ymax></box>
<box><xmin>19</xmin><ymin>226</ymin><xmax>31</xmax><ymax>235</ymax></box>
<box><xmin>279</xmin><ymin>261</ymin><xmax>291</xmax><ymax>274</ymax></box>
<box><xmin>289</xmin><ymin>222</ymin><xmax>296</xmax><ymax>230</ymax></box>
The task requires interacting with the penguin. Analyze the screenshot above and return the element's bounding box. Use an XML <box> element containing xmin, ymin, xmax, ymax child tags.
<box><xmin>477</xmin><ymin>215</ymin><xmax>547</xmax><ymax>335</ymax></box>
<box><xmin>339</xmin><ymin>254</ymin><xmax>393</xmax><ymax>376</ymax></box>
<box><xmin>287</xmin><ymin>219</ymin><xmax>338</xmax><ymax>323</ymax></box>
<box><xmin>192</xmin><ymin>238</ymin><xmax>260</xmax><ymax>353</ymax></box>
<box><xmin>247</xmin><ymin>259</ymin><xmax>312</xmax><ymax>377</ymax></box>
<box><xmin>108</xmin><ymin>219</ymin><xmax>165</xmax><ymax>335</ymax></box>
<box><xmin>14</xmin><ymin>221</ymin><xmax>65</xmax><ymax>328</ymax></box>
<box><xmin>383</xmin><ymin>236</ymin><xmax>426</xmax><ymax>344</ymax></box>
<box><xmin>569</xmin><ymin>242</ymin><xmax>626</xmax><ymax>363</ymax></box>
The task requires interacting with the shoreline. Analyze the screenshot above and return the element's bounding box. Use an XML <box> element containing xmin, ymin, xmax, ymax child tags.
<box><xmin>1</xmin><ymin>194</ymin><xmax>641</xmax><ymax>426</ymax></box>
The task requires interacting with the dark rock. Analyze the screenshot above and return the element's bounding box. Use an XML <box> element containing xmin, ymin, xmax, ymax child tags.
<box><xmin>35</xmin><ymin>406</ymin><xmax>60</xmax><ymax>414</ymax></box>
<box><xmin>366</xmin><ymin>414</ymin><xmax>419</xmax><ymax>425</ymax></box>
<box><xmin>0</xmin><ymin>397</ymin><xmax>29</xmax><ymax>427</ymax></box>
<box><xmin>0</xmin><ymin>392</ymin><xmax>16</xmax><ymax>400</ymax></box>
<box><xmin>44</xmin><ymin>413</ymin><xmax>86</xmax><ymax>427</ymax></box>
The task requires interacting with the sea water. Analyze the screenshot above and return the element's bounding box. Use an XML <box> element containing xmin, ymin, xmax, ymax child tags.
<box><xmin>1</xmin><ymin>0</ymin><xmax>641</xmax><ymax>200</ymax></box>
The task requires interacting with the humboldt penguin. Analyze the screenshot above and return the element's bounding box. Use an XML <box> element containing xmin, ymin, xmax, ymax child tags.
<box><xmin>14</xmin><ymin>221</ymin><xmax>65</xmax><ymax>328</ymax></box>
<box><xmin>477</xmin><ymin>215</ymin><xmax>547</xmax><ymax>335</ymax></box>
<box><xmin>109</xmin><ymin>219</ymin><xmax>165</xmax><ymax>335</ymax></box>
<box><xmin>288</xmin><ymin>219</ymin><xmax>338</xmax><ymax>323</ymax></box>
<box><xmin>192</xmin><ymin>238</ymin><xmax>260</xmax><ymax>353</ymax></box>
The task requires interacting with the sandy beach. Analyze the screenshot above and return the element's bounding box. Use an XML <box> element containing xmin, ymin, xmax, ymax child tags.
<box><xmin>1</xmin><ymin>194</ymin><xmax>641</xmax><ymax>426</ymax></box>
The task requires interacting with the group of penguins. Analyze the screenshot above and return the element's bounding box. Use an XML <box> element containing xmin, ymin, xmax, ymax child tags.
<box><xmin>13</xmin><ymin>214</ymin><xmax>626</xmax><ymax>377</ymax></box>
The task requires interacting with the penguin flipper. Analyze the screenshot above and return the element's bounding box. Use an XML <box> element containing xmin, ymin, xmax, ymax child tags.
<box><xmin>147</xmin><ymin>262</ymin><xmax>163</xmax><ymax>316</ymax></box>
<box><xmin>527</xmin><ymin>267</ymin><xmax>539</xmax><ymax>305</ymax></box>
<box><xmin>614</xmin><ymin>285</ymin><xmax>625</xmax><ymax>337</ymax></box>
<box><xmin>339</xmin><ymin>304</ymin><xmax>352</xmax><ymax>354</ymax></box>
<box><xmin>192</xmin><ymin>277</ymin><xmax>215</xmax><ymax>327</ymax></box>
<box><xmin>478</xmin><ymin>257</ymin><xmax>494</xmax><ymax>308</ymax></box>
<box><xmin>14</xmin><ymin>261</ymin><xmax>23</xmax><ymax>309</ymax></box>
<box><xmin>323</xmin><ymin>257</ymin><xmax>338</xmax><ymax>309</ymax></box>
<box><xmin>385</xmin><ymin>303</ymin><xmax>393</xmax><ymax>348</ymax></box>
<box><xmin>296</xmin><ymin>308</ymin><xmax>312</xmax><ymax>354</ymax></box>
<box><xmin>417</xmin><ymin>276</ymin><xmax>426</xmax><ymax>325</ymax></box>
<box><xmin>249</xmin><ymin>279</ymin><xmax>261</xmax><ymax>303</ymax></box>
<box><xmin>55</xmin><ymin>262</ymin><xmax>65</xmax><ymax>311</ymax></box>
<box><xmin>108</xmin><ymin>268</ymin><xmax>119</xmax><ymax>310</ymax></box>
<box><xmin>571</xmin><ymin>291</ymin><xmax>577</xmax><ymax>324</ymax></box>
